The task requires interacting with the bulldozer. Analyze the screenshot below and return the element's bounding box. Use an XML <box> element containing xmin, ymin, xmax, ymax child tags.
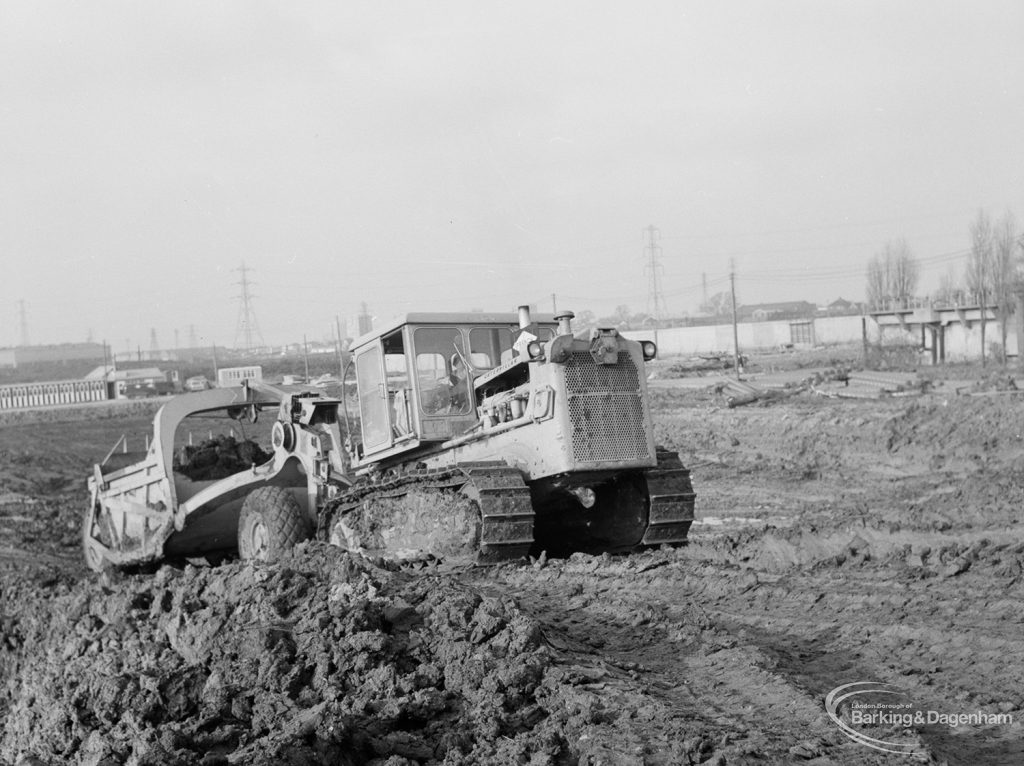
<box><xmin>83</xmin><ymin>306</ymin><xmax>694</xmax><ymax>570</ymax></box>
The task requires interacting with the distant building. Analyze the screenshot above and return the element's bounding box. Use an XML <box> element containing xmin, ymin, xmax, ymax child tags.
<box><xmin>112</xmin><ymin>349</ymin><xmax>179</xmax><ymax>363</ymax></box>
<box><xmin>0</xmin><ymin>343</ymin><xmax>107</xmax><ymax>369</ymax></box>
<box><xmin>0</xmin><ymin>379</ymin><xmax>107</xmax><ymax>409</ymax></box>
<box><xmin>85</xmin><ymin>365</ymin><xmax>179</xmax><ymax>398</ymax></box>
<box><xmin>823</xmin><ymin>297</ymin><xmax>864</xmax><ymax>316</ymax></box>
<box><xmin>217</xmin><ymin>366</ymin><xmax>263</xmax><ymax>388</ymax></box>
<box><xmin>739</xmin><ymin>301</ymin><xmax>817</xmax><ymax>322</ymax></box>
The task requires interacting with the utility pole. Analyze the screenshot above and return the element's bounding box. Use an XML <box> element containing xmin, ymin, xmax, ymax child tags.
<box><xmin>551</xmin><ymin>293</ymin><xmax>557</xmax><ymax>313</ymax></box>
<box><xmin>643</xmin><ymin>225</ymin><xmax>666</xmax><ymax>322</ymax></box>
<box><xmin>861</xmin><ymin>317</ymin><xmax>869</xmax><ymax>367</ymax></box>
<box><xmin>335</xmin><ymin>315</ymin><xmax>345</xmax><ymax>378</ymax></box>
<box><xmin>17</xmin><ymin>300</ymin><xmax>28</xmax><ymax>346</ymax></box>
<box><xmin>302</xmin><ymin>334</ymin><xmax>310</xmax><ymax>382</ymax></box>
<box><xmin>149</xmin><ymin>328</ymin><xmax>159</xmax><ymax>360</ymax></box>
<box><xmin>358</xmin><ymin>302</ymin><xmax>373</xmax><ymax>336</ymax></box>
<box><xmin>980</xmin><ymin>259</ymin><xmax>987</xmax><ymax>368</ymax></box>
<box><xmin>233</xmin><ymin>261</ymin><xmax>265</xmax><ymax>351</ymax></box>
<box><xmin>730</xmin><ymin>260</ymin><xmax>741</xmax><ymax>378</ymax></box>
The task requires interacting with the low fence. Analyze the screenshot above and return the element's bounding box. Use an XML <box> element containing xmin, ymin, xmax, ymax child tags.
<box><xmin>0</xmin><ymin>379</ymin><xmax>108</xmax><ymax>410</ymax></box>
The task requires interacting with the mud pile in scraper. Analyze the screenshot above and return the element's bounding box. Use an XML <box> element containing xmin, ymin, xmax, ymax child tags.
<box><xmin>173</xmin><ymin>435</ymin><xmax>273</xmax><ymax>482</ymax></box>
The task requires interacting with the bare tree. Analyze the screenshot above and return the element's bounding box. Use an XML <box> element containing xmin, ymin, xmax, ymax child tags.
<box><xmin>597</xmin><ymin>305</ymin><xmax>633</xmax><ymax>329</ymax></box>
<box><xmin>966</xmin><ymin>210</ymin><xmax>994</xmax><ymax>302</ymax></box>
<box><xmin>865</xmin><ymin>238</ymin><xmax>919</xmax><ymax>310</ymax></box>
<box><xmin>935</xmin><ymin>266</ymin><xmax>966</xmax><ymax>307</ymax></box>
<box><xmin>967</xmin><ymin>210</ymin><xmax>995</xmax><ymax>364</ymax></box>
<box><xmin>574</xmin><ymin>309</ymin><xmax>597</xmax><ymax>331</ymax></box>
<box><xmin>699</xmin><ymin>291</ymin><xmax>732</xmax><ymax>317</ymax></box>
<box><xmin>886</xmin><ymin>239</ymin><xmax>919</xmax><ymax>307</ymax></box>
<box><xmin>613</xmin><ymin>305</ymin><xmax>631</xmax><ymax>327</ymax></box>
<box><xmin>866</xmin><ymin>255</ymin><xmax>887</xmax><ymax>310</ymax></box>
<box><xmin>991</xmin><ymin>211</ymin><xmax>1021</xmax><ymax>361</ymax></box>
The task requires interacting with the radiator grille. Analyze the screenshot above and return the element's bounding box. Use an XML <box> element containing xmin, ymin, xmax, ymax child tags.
<box><xmin>564</xmin><ymin>352</ymin><xmax>650</xmax><ymax>463</ymax></box>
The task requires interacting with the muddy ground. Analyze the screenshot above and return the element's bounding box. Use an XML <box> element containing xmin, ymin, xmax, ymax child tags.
<box><xmin>1</xmin><ymin>367</ymin><xmax>1023</xmax><ymax>765</ymax></box>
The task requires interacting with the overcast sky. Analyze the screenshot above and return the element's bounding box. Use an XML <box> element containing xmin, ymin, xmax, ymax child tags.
<box><xmin>2</xmin><ymin>1</ymin><xmax>1021</xmax><ymax>349</ymax></box>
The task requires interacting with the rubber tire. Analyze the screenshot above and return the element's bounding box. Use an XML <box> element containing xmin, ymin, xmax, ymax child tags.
<box><xmin>82</xmin><ymin>505</ymin><xmax>107</xmax><ymax>573</ymax></box>
<box><xmin>238</xmin><ymin>487</ymin><xmax>313</xmax><ymax>562</ymax></box>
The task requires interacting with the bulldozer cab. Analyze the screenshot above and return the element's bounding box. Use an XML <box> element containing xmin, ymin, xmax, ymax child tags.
<box><xmin>349</xmin><ymin>313</ymin><xmax>555</xmax><ymax>466</ymax></box>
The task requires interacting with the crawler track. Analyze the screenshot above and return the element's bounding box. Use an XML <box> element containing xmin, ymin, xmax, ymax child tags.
<box><xmin>319</xmin><ymin>451</ymin><xmax>695</xmax><ymax>563</ymax></box>
<box><xmin>642</xmin><ymin>449</ymin><xmax>696</xmax><ymax>545</ymax></box>
<box><xmin>318</xmin><ymin>461</ymin><xmax>535</xmax><ymax>563</ymax></box>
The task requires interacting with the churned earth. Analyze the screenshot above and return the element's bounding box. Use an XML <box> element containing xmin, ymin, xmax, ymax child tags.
<box><xmin>1</xmin><ymin>367</ymin><xmax>1023</xmax><ymax>765</ymax></box>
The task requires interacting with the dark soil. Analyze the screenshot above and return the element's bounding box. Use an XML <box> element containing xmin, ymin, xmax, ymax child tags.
<box><xmin>1</xmin><ymin>374</ymin><xmax>1023</xmax><ymax>764</ymax></box>
<box><xmin>173</xmin><ymin>435</ymin><xmax>273</xmax><ymax>481</ymax></box>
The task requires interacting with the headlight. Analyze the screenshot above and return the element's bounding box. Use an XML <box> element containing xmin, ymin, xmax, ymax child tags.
<box><xmin>642</xmin><ymin>341</ymin><xmax>657</xmax><ymax>361</ymax></box>
<box><xmin>527</xmin><ymin>340</ymin><xmax>545</xmax><ymax>360</ymax></box>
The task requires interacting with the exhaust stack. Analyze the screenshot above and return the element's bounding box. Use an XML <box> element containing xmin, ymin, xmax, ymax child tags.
<box><xmin>554</xmin><ymin>311</ymin><xmax>575</xmax><ymax>336</ymax></box>
<box><xmin>517</xmin><ymin>305</ymin><xmax>532</xmax><ymax>329</ymax></box>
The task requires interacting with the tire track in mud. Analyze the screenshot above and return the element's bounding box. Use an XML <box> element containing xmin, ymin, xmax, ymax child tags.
<box><xmin>477</xmin><ymin>541</ymin><xmax>1024</xmax><ymax>765</ymax></box>
<box><xmin>0</xmin><ymin>546</ymin><xmax>78</xmax><ymax>568</ymax></box>
<box><xmin>468</xmin><ymin>559</ymin><xmax>729</xmax><ymax>764</ymax></box>
<box><xmin>473</xmin><ymin>555</ymin><xmax>869</xmax><ymax>764</ymax></box>
<box><xmin>687</xmin><ymin>549</ymin><xmax>1024</xmax><ymax>766</ymax></box>
<box><xmin>713</xmin><ymin>614</ymin><xmax>1024</xmax><ymax>766</ymax></box>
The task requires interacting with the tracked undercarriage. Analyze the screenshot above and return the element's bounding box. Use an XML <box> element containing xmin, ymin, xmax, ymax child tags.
<box><xmin>319</xmin><ymin>450</ymin><xmax>695</xmax><ymax>564</ymax></box>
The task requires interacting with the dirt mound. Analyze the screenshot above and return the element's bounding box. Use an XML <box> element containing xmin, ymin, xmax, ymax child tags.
<box><xmin>659</xmin><ymin>392</ymin><xmax>1024</xmax><ymax>497</ymax></box>
<box><xmin>881</xmin><ymin>396</ymin><xmax>1024</xmax><ymax>459</ymax></box>
<box><xmin>1</xmin><ymin>543</ymin><xmax>551</xmax><ymax>765</ymax></box>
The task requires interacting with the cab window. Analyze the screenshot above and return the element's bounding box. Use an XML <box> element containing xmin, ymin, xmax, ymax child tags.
<box><xmin>382</xmin><ymin>330</ymin><xmax>412</xmax><ymax>437</ymax></box>
<box><xmin>469</xmin><ymin>327</ymin><xmax>512</xmax><ymax>369</ymax></box>
<box><xmin>413</xmin><ymin>327</ymin><xmax>472</xmax><ymax>416</ymax></box>
<box><xmin>469</xmin><ymin>326</ymin><xmax>556</xmax><ymax>367</ymax></box>
<box><xmin>355</xmin><ymin>346</ymin><xmax>389</xmax><ymax>449</ymax></box>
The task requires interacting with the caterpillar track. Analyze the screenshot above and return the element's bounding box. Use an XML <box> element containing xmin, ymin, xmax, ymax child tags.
<box><xmin>318</xmin><ymin>462</ymin><xmax>533</xmax><ymax>564</ymax></box>
<box><xmin>642</xmin><ymin>449</ymin><xmax>697</xmax><ymax>546</ymax></box>
<box><xmin>317</xmin><ymin>451</ymin><xmax>695</xmax><ymax>565</ymax></box>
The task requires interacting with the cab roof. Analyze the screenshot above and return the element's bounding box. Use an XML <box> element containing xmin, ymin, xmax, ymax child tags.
<box><xmin>351</xmin><ymin>311</ymin><xmax>558</xmax><ymax>350</ymax></box>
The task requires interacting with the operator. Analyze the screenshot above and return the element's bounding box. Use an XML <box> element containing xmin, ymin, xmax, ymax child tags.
<box><xmin>443</xmin><ymin>353</ymin><xmax>471</xmax><ymax>412</ymax></box>
<box><xmin>421</xmin><ymin>354</ymin><xmax>471</xmax><ymax>415</ymax></box>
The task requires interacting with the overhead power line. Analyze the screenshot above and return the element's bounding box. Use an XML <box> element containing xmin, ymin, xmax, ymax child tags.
<box><xmin>657</xmin><ymin>207</ymin><xmax>982</xmax><ymax>241</ymax></box>
<box><xmin>17</xmin><ymin>300</ymin><xmax>28</xmax><ymax>347</ymax></box>
<box><xmin>233</xmin><ymin>261</ymin><xmax>265</xmax><ymax>351</ymax></box>
<box><xmin>643</xmin><ymin>224</ymin><xmax>667</xmax><ymax>320</ymax></box>
<box><xmin>742</xmin><ymin>247</ymin><xmax>973</xmax><ymax>282</ymax></box>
